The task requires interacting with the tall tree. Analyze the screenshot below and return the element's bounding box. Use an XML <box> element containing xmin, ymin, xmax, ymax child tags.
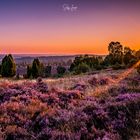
<box><xmin>1</xmin><ymin>54</ymin><xmax>16</xmax><ymax>77</ymax></box>
<box><xmin>32</xmin><ymin>58</ymin><xmax>41</xmax><ymax>78</ymax></box>
<box><xmin>108</xmin><ymin>42</ymin><xmax>123</xmax><ymax>65</ymax></box>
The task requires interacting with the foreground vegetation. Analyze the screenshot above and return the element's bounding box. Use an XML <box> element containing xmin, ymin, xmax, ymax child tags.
<box><xmin>0</xmin><ymin>41</ymin><xmax>140</xmax><ymax>139</ymax></box>
<box><xmin>0</xmin><ymin>68</ymin><xmax>140</xmax><ymax>140</ymax></box>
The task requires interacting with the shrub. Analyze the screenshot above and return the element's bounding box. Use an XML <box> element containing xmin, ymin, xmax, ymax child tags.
<box><xmin>71</xmin><ymin>83</ymin><xmax>86</xmax><ymax>91</ymax></box>
<box><xmin>88</xmin><ymin>77</ymin><xmax>98</xmax><ymax>86</ymax></box>
<box><xmin>74</xmin><ymin>63</ymin><xmax>90</xmax><ymax>74</ymax></box>
<box><xmin>99</xmin><ymin>78</ymin><xmax>109</xmax><ymax>85</ymax></box>
<box><xmin>36</xmin><ymin>77</ymin><xmax>48</xmax><ymax>93</ymax></box>
<box><xmin>88</xmin><ymin>77</ymin><xmax>109</xmax><ymax>86</ymax></box>
<box><xmin>70</xmin><ymin>55</ymin><xmax>103</xmax><ymax>73</ymax></box>
<box><xmin>57</xmin><ymin>66</ymin><xmax>66</xmax><ymax>75</ymax></box>
<box><xmin>28</xmin><ymin>58</ymin><xmax>44</xmax><ymax>78</ymax></box>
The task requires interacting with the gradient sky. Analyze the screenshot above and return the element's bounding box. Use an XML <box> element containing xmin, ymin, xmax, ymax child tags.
<box><xmin>0</xmin><ymin>0</ymin><xmax>140</xmax><ymax>54</ymax></box>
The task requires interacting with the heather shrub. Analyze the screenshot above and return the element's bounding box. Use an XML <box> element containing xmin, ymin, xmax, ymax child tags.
<box><xmin>88</xmin><ymin>77</ymin><xmax>98</xmax><ymax>86</ymax></box>
<box><xmin>71</xmin><ymin>83</ymin><xmax>86</xmax><ymax>91</ymax></box>
<box><xmin>99</xmin><ymin>77</ymin><xmax>109</xmax><ymax>85</ymax></box>
<box><xmin>127</xmin><ymin>77</ymin><xmax>139</xmax><ymax>87</ymax></box>
<box><xmin>88</xmin><ymin>77</ymin><xmax>109</xmax><ymax>86</ymax></box>
<box><xmin>35</xmin><ymin>77</ymin><xmax>48</xmax><ymax>93</ymax></box>
<box><xmin>0</xmin><ymin>74</ymin><xmax>140</xmax><ymax>140</ymax></box>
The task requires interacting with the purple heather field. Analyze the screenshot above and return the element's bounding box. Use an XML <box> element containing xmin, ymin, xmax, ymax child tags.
<box><xmin>0</xmin><ymin>68</ymin><xmax>140</xmax><ymax>140</ymax></box>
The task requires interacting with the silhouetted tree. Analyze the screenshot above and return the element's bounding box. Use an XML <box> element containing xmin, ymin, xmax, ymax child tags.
<box><xmin>32</xmin><ymin>58</ymin><xmax>42</xmax><ymax>78</ymax></box>
<box><xmin>1</xmin><ymin>54</ymin><xmax>16</xmax><ymax>77</ymax></box>
<box><xmin>108</xmin><ymin>42</ymin><xmax>123</xmax><ymax>65</ymax></box>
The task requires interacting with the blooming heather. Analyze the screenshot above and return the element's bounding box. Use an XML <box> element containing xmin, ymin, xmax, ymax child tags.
<box><xmin>0</xmin><ymin>75</ymin><xmax>140</xmax><ymax>140</ymax></box>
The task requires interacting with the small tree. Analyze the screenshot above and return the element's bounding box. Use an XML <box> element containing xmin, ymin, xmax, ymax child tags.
<box><xmin>32</xmin><ymin>58</ymin><xmax>41</xmax><ymax>78</ymax></box>
<box><xmin>26</xmin><ymin>58</ymin><xmax>44</xmax><ymax>79</ymax></box>
<box><xmin>107</xmin><ymin>42</ymin><xmax>123</xmax><ymax>65</ymax></box>
<box><xmin>57</xmin><ymin>66</ymin><xmax>66</xmax><ymax>75</ymax></box>
<box><xmin>1</xmin><ymin>54</ymin><xmax>16</xmax><ymax>77</ymax></box>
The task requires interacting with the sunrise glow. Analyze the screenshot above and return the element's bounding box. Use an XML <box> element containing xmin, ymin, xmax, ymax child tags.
<box><xmin>0</xmin><ymin>0</ymin><xmax>140</xmax><ymax>54</ymax></box>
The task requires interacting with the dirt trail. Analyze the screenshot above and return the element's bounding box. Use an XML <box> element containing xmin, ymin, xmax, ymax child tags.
<box><xmin>92</xmin><ymin>61</ymin><xmax>140</xmax><ymax>96</ymax></box>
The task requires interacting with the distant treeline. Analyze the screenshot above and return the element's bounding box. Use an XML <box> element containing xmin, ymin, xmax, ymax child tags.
<box><xmin>70</xmin><ymin>42</ymin><xmax>140</xmax><ymax>74</ymax></box>
<box><xmin>0</xmin><ymin>41</ymin><xmax>140</xmax><ymax>78</ymax></box>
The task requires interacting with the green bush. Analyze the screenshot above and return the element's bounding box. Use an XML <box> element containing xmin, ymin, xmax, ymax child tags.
<box><xmin>70</xmin><ymin>55</ymin><xmax>103</xmax><ymax>73</ymax></box>
<box><xmin>27</xmin><ymin>58</ymin><xmax>44</xmax><ymax>79</ymax></box>
<box><xmin>1</xmin><ymin>54</ymin><xmax>16</xmax><ymax>77</ymax></box>
<box><xmin>74</xmin><ymin>63</ymin><xmax>90</xmax><ymax>74</ymax></box>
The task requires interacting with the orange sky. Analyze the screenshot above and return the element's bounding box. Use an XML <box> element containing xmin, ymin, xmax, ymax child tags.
<box><xmin>1</xmin><ymin>20</ymin><xmax>139</xmax><ymax>55</ymax></box>
<box><xmin>0</xmin><ymin>0</ymin><xmax>140</xmax><ymax>54</ymax></box>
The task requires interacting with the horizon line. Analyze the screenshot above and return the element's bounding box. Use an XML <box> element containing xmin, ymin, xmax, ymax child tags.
<box><xmin>0</xmin><ymin>53</ymin><xmax>107</xmax><ymax>56</ymax></box>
